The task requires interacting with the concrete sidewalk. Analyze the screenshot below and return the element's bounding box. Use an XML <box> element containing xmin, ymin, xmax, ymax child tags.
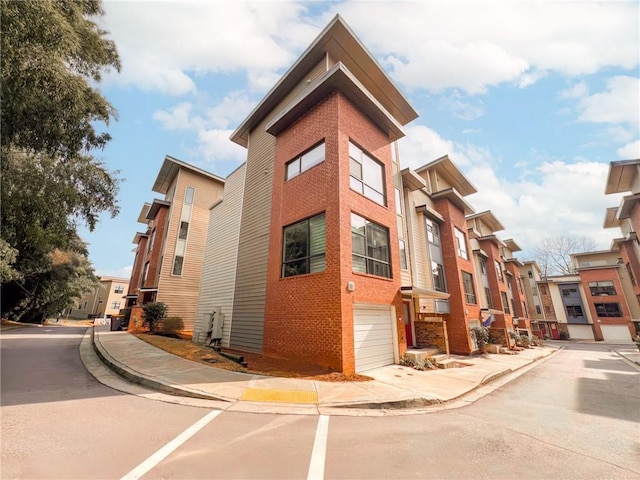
<box><xmin>91</xmin><ymin>326</ymin><xmax>561</xmax><ymax>414</ymax></box>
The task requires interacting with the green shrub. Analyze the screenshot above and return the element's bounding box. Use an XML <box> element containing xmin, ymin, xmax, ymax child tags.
<box><xmin>158</xmin><ymin>316</ymin><xmax>184</xmax><ymax>336</ymax></box>
<box><xmin>471</xmin><ymin>326</ymin><xmax>490</xmax><ymax>353</ymax></box>
<box><xmin>141</xmin><ymin>302</ymin><xmax>168</xmax><ymax>333</ymax></box>
<box><xmin>559</xmin><ymin>330</ymin><xmax>570</xmax><ymax>340</ymax></box>
<box><xmin>519</xmin><ymin>335</ymin><xmax>530</xmax><ymax>347</ymax></box>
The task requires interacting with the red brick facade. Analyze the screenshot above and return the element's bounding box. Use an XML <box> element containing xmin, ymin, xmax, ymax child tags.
<box><xmin>263</xmin><ymin>93</ymin><xmax>405</xmax><ymax>374</ymax></box>
<box><xmin>577</xmin><ymin>267</ymin><xmax>634</xmax><ymax>341</ymax></box>
<box><xmin>432</xmin><ymin>198</ymin><xmax>480</xmax><ymax>354</ymax></box>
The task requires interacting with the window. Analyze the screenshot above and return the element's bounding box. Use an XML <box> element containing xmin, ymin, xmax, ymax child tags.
<box><xmin>480</xmin><ymin>257</ymin><xmax>487</xmax><ymax>274</ymax></box>
<box><xmin>566</xmin><ymin>305</ymin><xmax>583</xmax><ymax>317</ymax></box>
<box><xmin>426</xmin><ymin>218</ymin><xmax>440</xmax><ymax>246</ymax></box>
<box><xmin>501</xmin><ymin>292</ymin><xmax>510</xmax><ymax>314</ymax></box>
<box><xmin>142</xmin><ymin>262</ymin><xmax>149</xmax><ymax>285</ymax></box>
<box><xmin>184</xmin><ymin>186</ymin><xmax>194</xmax><ymax>205</ymax></box>
<box><xmin>178</xmin><ymin>221</ymin><xmax>189</xmax><ymax>240</ymax></box>
<box><xmin>522</xmin><ymin>301</ymin><xmax>528</xmax><ymax>317</ymax></box>
<box><xmin>110</xmin><ymin>301</ymin><xmax>121</xmax><ymax>310</ymax></box>
<box><xmin>627</xmin><ymin>263</ymin><xmax>636</xmax><ymax>286</ymax></box>
<box><xmin>148</xmin><ymin>230</ymin><xmax>156</xmax><ymax>253</ymax></box>
<box><xmin>516</xmin><ymin>277</ymin><xmax>523</xmax><ymax>294</ymax></box>
<box><xmin>395</xmin><ymin>188</ymin><xmax>402</xmax><ymax>215</ymax></box>
<box><xmin>532</xmin><ymin>286</ymin><xmax>538</xmax><ymax>296</ymax></box>
<box><xmin>454</xmin><ymin>228</ymin><xmax>468</xmax><ymax>260</ymax></box>
<box><xmin>588</xmin><ymin>280</ymin><xmax>616</xmax><ymax>296</ymax></box>
<box><xmin>286</xmin><ymin>142</ymin><xmax>325</xmax><ymax>180</ymax></box>
<box><xmin>399</xmin><ymin>239</ymin><xmax>407</xmax><ymax>270</ymax></box>
<box><xmin>172</xmin><ymin>256</ymin><xmax>184</xmax><ymax>276</ymax></box>
<box><xmin>539</xmin><ymin>285</ymin><xmax>547</xmax><ymax>295</ymax></box>
<box><xmin>82</xmin><ymin>301</ymin><xmax>88</xmax><ymax>310</ymax></box>
<box><xmin>485</xmin><ymin>287</ymin><xmax>493</xmax><ymax>308</ymax></box>
<box><xmin>535</xmin><ymin>305</ymin><xmax>542</xmax><ymax>314</ymax></box>
<box><xmin>595</xmin><ymin>303</ymin><xmax>623</xmax><ymax>317</ymax></box>
<box><xmin>431</xmin><ymin>261</ymin><xmax>446</xmax><ymax>292</ymax></box>
<box><xmin>495</xmin><ymin>260</ymin><xmax>503</xmax><ymax>282</ymax></box>
<box><xmin>114</xmin><ymin>285</ymin><xmax>124</xmax><ymax>294</ymax></box>
<box><xmin>562</xmin><ymin>287</ymin><xmax>577</xmax><ymax>297</ymax></box>
<box><xmin>351</xmin><ymin>213</ymin><xmax>391</xmax><ymax>278</ymax></box>
<box><xmin>528</xmin><ymin>270</ymin><xmax>533</xmax><ymax>278</ymax></box>
<box><xmin>282</xmin><ymin>213</ymin><xmax>326</xmax><ymax>277</ymax></box>
<box><xmin>462</xmin><ymin>271</ymin><xmax>476</xmax><ymax>304</ymax></box>
<box><xmin>349</xmin><ymin>142</ymin><xmax>385</xmax><ymax>205</ymax></box>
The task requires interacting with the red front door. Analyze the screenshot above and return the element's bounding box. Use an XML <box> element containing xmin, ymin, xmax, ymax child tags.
<box><xmin>403</xmin><ymin>301</ymin><xmax>414</xmax><ymax>347</ymax></box>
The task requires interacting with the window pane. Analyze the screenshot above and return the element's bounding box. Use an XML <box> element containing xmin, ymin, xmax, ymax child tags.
<box><xmin>309</xmin><ymin>256</ymin><xmax>325</xmax><ymax>273</ymax></box>
<box><xmin>309</xmin><ymin>214</ymin><xmax>326</xmax><ymax>255</ymax></box>
<box><xmin>352</xmin><ymin>255</ymin><xmax>366</xmax><ymax>273</ymax></box>
<box><xmin>283</xmin><ymin>222</ymin><xmax>308</xmax><ymax>261</ymax></box>
<box><xmin>364</xmin><ymin>185</ymin><xmax>384</xmax><ymax>205</ymax></box>
<box><xmin>301</xmin><ymin>143</ymin><xmax>325</xmax><ymax>171</ymax></box>
<box><xmin>172</xmin><ymin>256</ymin><xmax>183</xmax><ymax>275</ymax></box>
<box><xmin>179</xmin><ymin>221</ymin><xmax>189</xmax><ymax>240</ymax></box>
<box><xmin>286</xmin><ymin>159</ymin><xmax>300</xmax><ymax>180</ymax></box>
<box><xmin>283</xmin><ymin>259</ymin><xmax>307</xmax><ymax>277</ymax></box>
<box><xmin>351</xmin><ymin>213</ymin><xmax>366</xmax><ymax>232</ymax></box>
<box><xmin>349</xmin><ymin>157</ymin><xmax>362</xmax><ymax>180</ymax></box>
<box><xmin>352</xmin><ymin>232</ymin><xmax>366</xmax><ymax>255</ymax></box>
<box><xmin>395</xmin><ymin>188</ymin><xmax>402</xmax><ymax>215</ymax></box>
<box><xmin>184</xmin><ymin>187</ymin><xmax>194</xmax><ymax>205</ymax></box>
<box><xmin>368</xmin><ymin>259</ymin><xmax>390</xmax><ymax>278</ymax></box>
<box><xmin>399</xmin><ymin>240</ymin><xmax>407</xmax><ymax>270</ymax></box>
<box><xmin>349</xmin><ymin>176</ymin><xmax>363</xmax><ymax>194</ymax></box>
<box><xmin>362</xmin><ymin>155</ymin><xmax>384</xmax><ymax>193</ymax></box>
<box><xmin>366</xmin><ymin>223</ymin><xmax>389</xmax><ymax>262</ymax></box>
<box><xmin>349</xmin><ymin>142</ymin><xmax>361</xmax><ymax>162</ymax></box>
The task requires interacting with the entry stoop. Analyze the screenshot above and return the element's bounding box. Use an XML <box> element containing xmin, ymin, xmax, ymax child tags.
<box><xmin>405</xmin><ymin>347</ymin><xmax>440</xmax><ymax>364</ymax></box>
<box><xmin>432</xmin><ymin>354</ymin><xmax>457</xmax><ymax>369</ymax></box>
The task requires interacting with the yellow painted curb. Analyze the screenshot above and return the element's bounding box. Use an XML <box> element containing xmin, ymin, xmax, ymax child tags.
<box><xmin>241</xmin><ymin>387</ymin><xmax>318</xmax><ymax>404</ymax></box>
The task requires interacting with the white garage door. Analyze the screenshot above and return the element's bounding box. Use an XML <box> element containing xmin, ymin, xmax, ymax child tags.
<box><xmin>354</xmin><ymin>304</ymin><xmax>395</xmax><ymax>373</ymax></box>
<box><xmin>567</xmin><ymin>324</ymin><xmax>594</xmax><ymax>340</ymax></box>
<box><xmin>601</xmin><ymin>324</ymin><xmax>633</xmax><ymax>343</ymax></box>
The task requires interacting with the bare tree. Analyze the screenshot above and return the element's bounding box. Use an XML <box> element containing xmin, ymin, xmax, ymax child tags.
<box><xmin>533</xmin><ymin>235</ymin><xmax>598</xmax><ymax>277</ymax></box>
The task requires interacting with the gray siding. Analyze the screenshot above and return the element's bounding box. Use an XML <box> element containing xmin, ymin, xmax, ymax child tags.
<box><xmin>230</xmin><ymin>59</ymin><xmax>328</xmax><ymax>353</ymax></box>
<box><xmin>194</xmin><ymin>164</ymin><xmax>246</xmax><ymax>346</ymax></box>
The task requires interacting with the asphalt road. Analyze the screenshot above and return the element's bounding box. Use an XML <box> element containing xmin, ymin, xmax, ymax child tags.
<box><xmin>1</xmin><ymin>326</ymin><xmax>639</xmax><ymax>479</ymax></box>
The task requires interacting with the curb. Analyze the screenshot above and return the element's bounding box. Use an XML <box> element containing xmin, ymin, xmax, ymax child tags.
<box><xmin>91</xmin><ymin>329</ymin><xmax>232</xmax><ymax>403</ymax></box>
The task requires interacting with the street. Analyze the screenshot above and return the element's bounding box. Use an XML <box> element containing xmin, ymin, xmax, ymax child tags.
<box><xmin>1</xmin><ymin>326</ymin><xmax>639</xmax><ymax>479</ymax></box>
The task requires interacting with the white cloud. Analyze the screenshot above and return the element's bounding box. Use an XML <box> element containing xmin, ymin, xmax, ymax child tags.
<box><xmin>559</xmin><ymin>80</ymin><xmax>589</xmax><ymax>100</ymax></box>
<box><xmin>99</xmin><ymin>1</ymin><xmax>639</xmax><ymax>96</ymax></box>
<box><xmin>399</xmin><ymin>126</ymin><xmax>620</xmax><ymax>253</ymax></box>
<box><xmin>439</xmin><ymin>94</ymin><xmax>485</xmax><ymax>121</ymax></box>
<box><xmin>617</xmin><ymin>140</ymin><xmax>640</xmax><ymax>159</ymax></box>
<box><xmin>96</xmin><ymin>265</ymin><xmax>132</xmax><ymax>279</ymax></box>
<box><xmin>578</xmin><ymin>76</ymin><xmax>640</xmax><ymax>126</ymax></box>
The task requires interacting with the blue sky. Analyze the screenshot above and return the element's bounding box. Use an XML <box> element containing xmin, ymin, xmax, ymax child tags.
<box><xmin>84</xmin><ymin>1</ymin><xmax>639</xmax><ymax>278</ymax></box>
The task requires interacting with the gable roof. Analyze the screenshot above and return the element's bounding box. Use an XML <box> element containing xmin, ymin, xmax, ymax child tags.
<box><xmin>230</xmin><ymin>15</ymin><xmax>418</xmax><ymax>147</ymax></box>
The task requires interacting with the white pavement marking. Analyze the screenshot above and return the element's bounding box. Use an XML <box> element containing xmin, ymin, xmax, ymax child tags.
<box><xmin>120</xmin><ymin>409</ymin><xmax>222</xmax><ymax>480</ymax></box>
<box><xmin>307</xmin><ymin>414</ymin><xmax>330</xmax><ymax>480</ymax></box>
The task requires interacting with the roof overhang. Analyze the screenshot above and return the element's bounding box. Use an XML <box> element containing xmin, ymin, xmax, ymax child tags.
<box><xmin>503</xmin><ymin>238</ymin><xmax>521</xmax><ymax>252</ymax></box>
<box><xmin>146</xmin><ymin>198</ymin><xmax>171</xmax><ymax>220</ymax></box>
<box><xmin>476</xmin><ymin>234</ymin><xmax>506</xmax><ymax>248</ymax></box>
<box><xmin>152</xmin><ymin>155</ymin><xmax>225</xmax><ymax>195</ymax></box>
<box><xmin>231</xmin><ymin>15</ymin><xmax>418</xmax><ymax>147</ymax></box>
<box><xmin>401</xmin><ymin>286</ymin><xmax>450</xmax><ymax>300</ymax></box>
<box><xmin>415</xmin><ymin>155</ymin><xmax>477</xmax><ymax>197</ymax></box>
<box><xmin>401</xmin><ymin>168</ymin><xmax>427</xmax><ymax>191</ymax></box>
<box><xmin>266</xmin><ymin>62</ymin><xmax>406</xmax><ymax>141</ymax></box>
<box><xmin>603</xmin><ymin>206</ymin><xmax>620</xmax><ymax>228</ymax></box>
<box><xmin>604</xmin><ymin>159</ymin><xmax>640</xmax><ymax>195</ymax></box>
<box><xmin>431</xmin><ymin>188</ymin><xmax>475</xmax><ymax>215</ymax></box>
<box><xmin>132</xmin><ymin>232</ymin><xmax>148</xmax><ymax>244</ymax></box>
<box><xmin>618</xmin><ymin>193</ymin><xmax>640</xmax><ymax>219</ymax></box>
<box><xmin>137</xmin><ymin>203</ymin><xmax>151</xmax><ymax>224</ymax></box>
<box><xmin>466</xmin><ymin>210</ymin><xmax>505</xmax><ymax>233</ymax></box>
<box><xmin>415</xmin><ymin>204</ymin><xmax>445</xmax><ymax>222</ymax></box>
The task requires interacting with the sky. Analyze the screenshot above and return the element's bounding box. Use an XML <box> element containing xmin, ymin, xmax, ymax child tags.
<box><xmin>83</xmin><ymin>0</ymin><xmax>640</xmax><ymax>279</ymax></box>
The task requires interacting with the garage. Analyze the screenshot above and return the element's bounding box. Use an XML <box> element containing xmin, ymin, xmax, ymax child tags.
<box><xmin>600</xmin><ymin>324</ymin><xmax>633</xmax><ymax>343</ymax></box>
<box><xmin>567</xmin><ymin>324</ymin><xmax>594</xmax><ymax>340</ymax></box>
<box><xmin>353</xmin><ymin>304</ymin><xmax>396</xmax><ymax>373</ymax></box>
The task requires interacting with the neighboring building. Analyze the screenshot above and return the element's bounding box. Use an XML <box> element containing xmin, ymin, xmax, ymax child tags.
<box><xmin>502</xmin><ymin>239</ymin><xmax>532</xmax><ymax>335</ymax></box>
<box><xmin>603</xmin><ymin>158</ymin><xmax>640</xmax><ymax>336</ymax></box>
<box><xmin>68</xmin><ymin>277</ymin><xmax>129</xmax><ymax>319</ymax></box>
<box><xmin>571</xmin><ymin>250</ymin><xmax>635</xmax><ymax>342</ymax></box>
<box><xmin>545</xmin><ymin>274</ymin><xmax>595</xmax><ymax>340</ymax></box>
<box><xmin>536</xmin><ymin>278</ymin><xmax>560</xmax><ymax>339</ymax></box>
<box><xmin>127</xmin><ymin>155</ymin><xmax>225</xmax><ymax>333</ymax></box>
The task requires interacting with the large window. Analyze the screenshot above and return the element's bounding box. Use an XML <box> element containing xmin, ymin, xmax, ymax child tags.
<box><xmin>462</xmin><ymin>271</ymin><xmax>476</xmax><ymax>304</ymax></box>
<box><xmin>399</xmin><ymin>239</ymin><xmax>407</xmax><ymax>270</ymax></box>
<box><xmin>595</xmin><ymin>303</ymin><xmax>623</xmax><ymax>317</ymax></box>
<box><xmin>501</xmin><ymin>291</ymin><xmax>510</xmax><ymax>314</ymax></box>
<box><xmin>349</xmin><ymin>142</ymin><xmax>385</xmax><ymax>206</ymax></box>
<box><xmin>454</xmin><ymin>228</ymin><xmax>468</xmax><ymax>260</ymax></box>
<box><xmin>172</xmin><ymin>256</ymin><xmax>184</xmax><ymax>276</ymax></box>
<box><xmin>495</xmin><ymin>260</ymin><xmax>503</xmax><ymax>282</ymax></box>
<box><xmin>114</xmin><ymin>285</ymin><xmax>124</xmax><ymax>294</ymax></box>
<box><xmin>431</xmin><ymin>262</ymin><xmax>446</xmax><ymax>292</ymax></box>
<box><xmin>178</xmin><ymin>221</ymin><xmax>189</xmax><ymax>240</ymax></box>
<box><xmin>566</xmin><ymin>305</ymin><xmax>583</xmax><ymax>318</ymax></box>
<box><xmin>426</xmin><ymin>218</ymin><xmax>440</xmax><ymax>246</ymax></box>
<box><xmin>426</xmin><ymin>218</ymin><xmax>446</xmax><ymax>292</ymax></box>
<box><xmin>485</xmin><ymin>287</ymin><xmax>493</xmax><ymax>308</ymax></box>
<box><xmin>286</xmin><ymin>142</ymin><xmax>325</xmax><ymax>180</ymax></box>
<box><xmin>351</xmin><ymin>213</ymin><xmax>391</xmax><ymax>278</ymax></box>
<box><xmin>588</xmin><ymin>281</ymin><xmax>616</xmax><ymax>296</ymax></box>
<box><xmin>110</xmin><ymin>301</ymin><xmax>121</xmax><ymax>310</ymax></box>
<box><xmin>282</xmin><ymin>213</ymin><xmax>326</xmax><ymax>277</ymax></box>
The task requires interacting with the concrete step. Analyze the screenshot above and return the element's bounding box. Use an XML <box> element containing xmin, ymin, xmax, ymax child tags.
<box><xmin>404</xmin><ymin>348</ymin><xmax>440</xmax><ymax>363</ymax></box>
<box><xmin>500</xmin><ymin>347</ymin><xmax>517</xmax><ymax>355</ymax></box>
<box><xmin>435</xmin><ymin>358</ymin><xmax>457</xmax><ymax>369</ymax></box>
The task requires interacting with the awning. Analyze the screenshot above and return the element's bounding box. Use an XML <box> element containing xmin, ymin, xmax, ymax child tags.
<box><xmin>138</xmin><ymin>287</ymin><xmax>158</xmax><ymax>292</ymax></box>
<box><xmin>401</xmin><ymin>286</ymin><xmax>450</xmax><ymax>300</ymax></box>
<box><xmin>125</xmin><ymin>294</ymin><xmax>138</xmax><ymax>299</ymax></box>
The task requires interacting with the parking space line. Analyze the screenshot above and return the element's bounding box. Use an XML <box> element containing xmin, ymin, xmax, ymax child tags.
<box><xmin>307</xmin><ymin>415</ymin><xmax>330</xmax><ymax>480</ymax></box>
<box><xmin>120</xmin><ymin>409</ymin><xmax>222</xmax><ymax>480</ymax></box>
